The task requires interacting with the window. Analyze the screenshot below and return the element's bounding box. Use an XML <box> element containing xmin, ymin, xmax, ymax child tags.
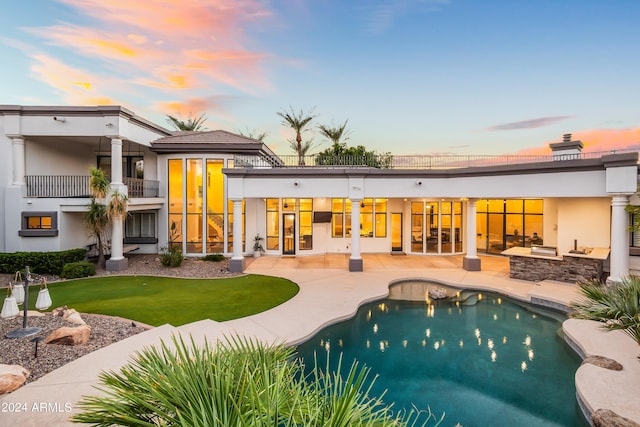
<box><xmin>630</xmin><ymin>212</ymin><xmax>640</xmax><ymax>254</ymax></box>
<box><xmin>332</xmin><ymin>198</ymin><xmax>386</xmax><ymax>238</ymax></box>
<box><xmin>299</xmin><ymin>199</ymin><xmax>313</xmax><ymax>250</ymax></box>
<box><xmin>266</xmin><ymin>199</ymin><xmax>279</xmax><ymax>250</ymax></box>
<box><xmin>125</xmin><ymin>212</ymin><xmax>157</xmax><ymax>244</ymax></box>
<box><xmin>19</xmin><ymin>212</ymin><xmax>58</xmax><ymax>237</ymax></box>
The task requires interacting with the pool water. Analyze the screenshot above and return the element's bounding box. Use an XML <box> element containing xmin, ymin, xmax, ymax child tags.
<box><xmin>296</xmin><ymin>286</ymin><xmax>586</xmax><ymax>427</ymax></box>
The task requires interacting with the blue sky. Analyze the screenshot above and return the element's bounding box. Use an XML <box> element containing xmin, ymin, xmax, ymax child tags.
<box><xmin>0</xmin><ymin>0</ymin><xmax>638</xmax><ymax>155</ymax></box>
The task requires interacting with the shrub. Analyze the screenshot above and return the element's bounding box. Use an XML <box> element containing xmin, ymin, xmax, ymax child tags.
<box><xmin>60</xmin><ymin>261</ymin><xmax>96</xmax><ymax>279</ymax></box>
<box><xmin>72</xmin><ymin>336</ymin><xmax>443</xmax><ymax>426</ymax></box>
<box><xmin>570</xmin><ymin>276</ymin><xmax>640</xmax><ymax>345</ymax></box>
<box><xmin>0</xmin><ymin>249</ymin><xmax>87</xmax><ymax>275</ymax></box>
<box><xmin>160</xmin><ymin>246</ymin><xmax>183</xmax><ymax>267</ymax></box>
<box><xmin>201</xmin><ymin>253</ymin><xmax>225</xmax><ymax>262</ymax></box>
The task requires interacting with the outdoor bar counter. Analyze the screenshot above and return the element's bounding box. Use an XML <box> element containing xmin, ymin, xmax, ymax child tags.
<box><xmin>502</xmin><ymin>246</ymin><xmax>609</xmax><ymax>283</ymax></box>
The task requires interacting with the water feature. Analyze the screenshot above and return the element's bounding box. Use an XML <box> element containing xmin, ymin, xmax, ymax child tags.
<box><xmin>296</xmin><ymin>281</ymin><xmax>586</xmax><ymax>427</ymax></box>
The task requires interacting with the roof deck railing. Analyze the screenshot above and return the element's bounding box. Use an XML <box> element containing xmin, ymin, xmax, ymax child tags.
<box><xmin>234</xmin><ymin>148</ymin><xmax>639</xmax><ymax>170</ymax></box>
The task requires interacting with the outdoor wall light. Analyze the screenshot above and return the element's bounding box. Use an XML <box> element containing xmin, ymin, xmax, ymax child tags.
<box><xmin>53</xmin><ymin>116</ymin><xmax>66</xmax><ymax>122</ymax></box>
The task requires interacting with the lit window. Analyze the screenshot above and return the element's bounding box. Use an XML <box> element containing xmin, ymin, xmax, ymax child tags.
<box><xmin>20</xmin><ymin>212</ymin><xmax>58</xmax><ymax>237</ymax></box>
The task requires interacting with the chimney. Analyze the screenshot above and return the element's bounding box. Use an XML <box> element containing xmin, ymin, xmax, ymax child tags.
<box><xmin>550</xmin><ymin>133</ymin><xmax>583</xmax><ymax>161</ymax></box>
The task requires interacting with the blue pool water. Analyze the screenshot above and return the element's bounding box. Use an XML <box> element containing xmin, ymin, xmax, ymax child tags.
<box><xmin>296</xmin><ymin>284</ymin><xmax>586</xmax><ymax>427</ymax></box>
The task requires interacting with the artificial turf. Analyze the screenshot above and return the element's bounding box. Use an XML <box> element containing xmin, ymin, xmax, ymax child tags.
<box><xmin>21</xmin><ymin>274</ymin><xmax>299</xmax><ymax>326</ymax></box>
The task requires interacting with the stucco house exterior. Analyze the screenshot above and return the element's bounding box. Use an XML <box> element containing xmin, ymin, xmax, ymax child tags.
<box><xmin>1</xmin><ymin>105</ymin><xmax>638</xmax><ymax>283</ymax></box>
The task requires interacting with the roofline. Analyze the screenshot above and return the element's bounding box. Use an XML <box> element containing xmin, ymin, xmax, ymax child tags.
<box><xmin>0</xmin><ymin>105</ymin><xmax>173</xmax><ymax>136</ymax></box>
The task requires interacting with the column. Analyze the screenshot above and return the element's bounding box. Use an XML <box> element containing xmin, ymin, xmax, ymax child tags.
<box><xmin>349</xmin><ymin>199</ymin><xmax>363</xmax><ymax>272</ymax></box>
<box><xmin>229</xmin><ymin>199</ymin><xmax>245</xmax><ymax>272</ymax></box>
<box><xmin>608</xmin><ymin>194</ymin><xmax>630</xmax><ymax>284</ymax></box>
<box><xmin>463</xmin><ymin>198</ymin><xmax>481</xmax><ymax>271</ymax></box>
<box><xmin>12</xmin><ymin>136</ymin><xmax>25</xmax><ymax>186</ymax></box>
<box><xmin>106</xmin><ymin>137</ymin><xmax>127</xmax><ymax>271</ymax></box>
<box><xmin>110</xmin><ymin>137</ymin><xmax>123</xmax><ymax>185</ymax></box>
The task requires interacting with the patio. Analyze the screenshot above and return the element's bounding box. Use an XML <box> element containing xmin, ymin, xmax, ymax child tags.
<box><xmin>0</xmin><ymin>253</ymin><xmax>637</xmax><ymax>426</ymax></box>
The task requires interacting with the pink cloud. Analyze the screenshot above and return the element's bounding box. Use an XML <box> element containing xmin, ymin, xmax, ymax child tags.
<box><xmin>29</xmin><ymin>53</ymin><xmax>116</xmax><ymax>105</ymax></box>
<box><xmin>514</xmin><ymin>128</ymin><xmax>640</xmax><ymax>155</ymax></box>
<box><xmin>20</xmin><ymin>0</ymin><xmax>274</xmax><ymax>108</ymax></box>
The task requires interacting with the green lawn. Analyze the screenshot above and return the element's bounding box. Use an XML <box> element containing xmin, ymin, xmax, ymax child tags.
<box><xmin>21</xmin><ymin>274</ymin><xmax>299</xmax><ymax>326</ymax></box>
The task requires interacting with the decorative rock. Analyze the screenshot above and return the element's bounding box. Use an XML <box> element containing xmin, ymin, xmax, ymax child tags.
<box><xmin>428</xmin><ymin>288</ymin><xmax>448</xmax><ymax>299</ymax></box>
<box><xmin>51</xmin><ymin>305</ymin><xmax>85</xmax><ymax>325</ymax></box>
<box><xmin>45</xmin><ymin>324</ymin><xmax>91</xmax><ymax>345</ymax></box>
<box><xmin>0</xmin><ymin>364</ymin><xmax>30</xmax><ymax>394</ymax></box>
<box><xmin>582</xmin><ymin>355</ymin><xmax>623</xmax><ymax>371</ymax></box>
<box><xmin>592</xmin><ymin>409</ymin><xmax>640</xmax><ymax>427</ymax></box>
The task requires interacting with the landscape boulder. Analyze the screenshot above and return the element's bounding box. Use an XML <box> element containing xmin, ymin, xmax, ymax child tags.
<box><xmin>45</xmin><ymin>324</ymin><xmax>91</xmax><ymax>345</ymax></box>
<box><xmin>0</xmin><ymin>364</ymin><xmax>30</xmax><ymax>394</ymax></box>
<box><xmin>52</xmin><ymin>305</ymin><xmax>86</xmax><ymax>325</ymax></box>
<box><xmin>592</xmin><ymin>409</ymin><xmax>640</xmax><ymax>427</ymax></box>
<box><xmin>582</xmin><ymin>355</ymin><xmax>623</xmax><ymax>371</ymax></box>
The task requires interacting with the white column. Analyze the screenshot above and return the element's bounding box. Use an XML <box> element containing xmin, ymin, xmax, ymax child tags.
<box><xmin>229</xmin><ymin>199</ymin><xmax>245</xmax><ymax>272</ymax></box>
<box><xmin>11</xmin><ymin>136</ymin><xmax>25</xmax><ymax>186</ymax></box>
<box><xmin>349</xmin><ymin>199</ymin><xmax>363</xmax><ymax>271</ymax></box>
<box><xmin>608</xmin><ymin>194</ymin><xmax>630</xmax><ymax>283</ymax></box>
<box><xmin>110</xmin><ymin>137</ymin><xmax>123</xmax><ymax>185</ymax></box>
<box><xmin>110</xmin><ymin>218</ymin><xmax>124</xmax><ymax>260</ymax></box>
<box><xmin>463</xmin><ymin>198</ymin><xmax>481</xmax><ymax>271</ymax></box>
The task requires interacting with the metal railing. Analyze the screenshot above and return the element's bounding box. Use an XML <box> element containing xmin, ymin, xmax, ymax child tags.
<box><xmin>25</xmin><ymin>175</ymin><xmax>159</xmax><ymax>198</ymax></box>
<box><xmin>234</xmin><ymin>149</ymin><xmax>639</xmax><ymax>169</ymax></box>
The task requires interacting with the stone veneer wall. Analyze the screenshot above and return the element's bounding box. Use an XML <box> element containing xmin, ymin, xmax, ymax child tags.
<box><xmin>509</xmin><ymin>255</ymin><xmax>604</xmax><ymax>283</ymax></box>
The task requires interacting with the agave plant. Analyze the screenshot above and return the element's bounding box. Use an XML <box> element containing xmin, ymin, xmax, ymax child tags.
<box><xmin>570</xmin><ymin>276</ymin><xmax>640</xmax><ymax>345</ymax></box>
<box><xmin>72</xmin><ymin>335</ymin><xmax>443</xmax><ymax>426</ymax></box>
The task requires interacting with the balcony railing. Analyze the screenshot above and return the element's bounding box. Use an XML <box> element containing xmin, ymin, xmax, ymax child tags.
<box><xmin>25</xmin><ymin>176</ymin><xmax>159</xmax><ymax>198</ymax></box>
<box><xmin>234</xmin><ymin>149</ymin><xmax>639</xmax><ymax>169</ymax></box>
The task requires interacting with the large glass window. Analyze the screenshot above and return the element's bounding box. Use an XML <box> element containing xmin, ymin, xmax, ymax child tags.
<box><xmin>186</xmin><ymin>159</ymin><xmax>202</xmax><ymax>253</ymax></box>
<box><xmin>299</xmin><ymin>198</ymin><xmax>313</xmax><ymax>250</ymax></box>
<box><xmin>168</xmin><ymin>159</ymin><xmax>183</xmax><ymax>249</ymax></box>
<box><xmin>266</xmin><ymin>199</ymin><xmax>279</xmax><ymax>250</ymax></box>
<box><xmin>411</xmin><ymin>202</ymin><xmax>423</xmax><ymax>252</ymax></box>
<box><xmin>333</xmin><ymin>198</ymin><xmax>386</xmax><ymax>238</ymax></box>
<box><xmin>332</xmin><ymin>199</ymin><xmax>344</xmax><ymax>238</ymax></box>
<box><xmin>476</xmin><ymin>199</ymin><xmax>544</xmax><ymax>254</ymax></box>
<box><xmin>206</xmin><ymin>160</ymin><xmax>224</xmax><ymax>253</ymax></box>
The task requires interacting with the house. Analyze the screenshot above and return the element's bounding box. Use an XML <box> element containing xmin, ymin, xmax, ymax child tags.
<box><xmin>1</xmin><ymin>105</ymin><xmax>638</xmax><ymax>283</ymax></box>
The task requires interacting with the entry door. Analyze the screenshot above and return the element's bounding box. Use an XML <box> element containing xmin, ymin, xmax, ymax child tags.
<box><xmin>283</xmin><ymin>213</ymin><xmax>296</xmax><ymax>255</ymax></box>
<box><xmin>391</xmin><ymin>213</ymin><xmax>403</xmax><ymax>251</ymax></box>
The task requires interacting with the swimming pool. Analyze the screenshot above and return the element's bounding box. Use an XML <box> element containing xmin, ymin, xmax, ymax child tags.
<box><xmin>296</xmin><ymin>282</ymin><xmax>587</xmax><ymax>427</ymax></box>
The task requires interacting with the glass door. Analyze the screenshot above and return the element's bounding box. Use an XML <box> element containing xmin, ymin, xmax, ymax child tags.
<box><xmin>391</xmin><ymin>213</ymin><xmax>403</xmax><ymax>252</ymax></box>
<box><xmin>283</xmin><ymin>213</ymin><xmax>296</xmax><ymax>255</ymax></box>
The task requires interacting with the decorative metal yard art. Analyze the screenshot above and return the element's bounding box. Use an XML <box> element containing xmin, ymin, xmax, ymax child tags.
<box><xmin>2</xmin><ymin>266</ymin><xmax>52</xmax><ymax>338</ymax></box>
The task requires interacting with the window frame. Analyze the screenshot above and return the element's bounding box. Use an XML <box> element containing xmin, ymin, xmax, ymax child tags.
<box><xmin>19</xmin><ymin>211</ymin><xmax>58</xmax><ymax>237</ymax></box>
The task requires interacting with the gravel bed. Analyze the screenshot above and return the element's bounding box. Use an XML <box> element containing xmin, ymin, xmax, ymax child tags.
<box><xmin>0</xmin><ymin>314</ymin><xmax>147</xmax><ymax>383</ymax></box>
<box><xmin>0</xmin><ymin>254</ymin><xmax>242</xmax><ymax>384</ymax></box>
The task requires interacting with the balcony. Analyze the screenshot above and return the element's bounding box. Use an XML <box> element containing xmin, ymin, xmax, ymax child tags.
<box><xmin>25</xmin><ymin>176</ymin><xmax>159</xmax><ymax>198</ymax></box>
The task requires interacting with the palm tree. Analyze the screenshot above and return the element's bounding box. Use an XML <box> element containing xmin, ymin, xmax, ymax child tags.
<box><xmin>84</xmin><ymin>168</ymin><xmax>129</xmax><ymax>268</ymax></box>
<box><xmin>570</xmin><ymin>277</ymin><xmax>640</xmax><ymax>345</ymax></box>
<box><xmin>277</xmin><ymin>107</ymin><xmax>317</xmax><ymax>165</ymax></box>
<box><xmin>84</xmin><ymin>167</ymin><xmax>111</xmax><ymax>267</ymax></box>
<box><xmin>318</xmin><ymin>119</ymin><xmax>351</xmax><ymax>148</ymax></box>
<box><xmin>237</xmin><ymin>126</ymin><xmax>268</xmax><ymax>141</ymax></box>
<box><xmin>166</xmin><ymin>113</ymin><xmax>208</xmax><ymax>131</ymax></box>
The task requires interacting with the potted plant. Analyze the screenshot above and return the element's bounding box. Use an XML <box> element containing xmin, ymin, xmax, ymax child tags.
<box><xmin>253</xmin><ymin>234</ymin><xmax>265</xmax><ymax>257</ymax></box>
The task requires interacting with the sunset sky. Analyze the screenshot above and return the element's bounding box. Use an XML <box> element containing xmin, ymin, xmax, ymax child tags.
<box><xmin>0</xmin><ymin>0</ymin><xmax>638</xmax><ymax>155</ymax></box>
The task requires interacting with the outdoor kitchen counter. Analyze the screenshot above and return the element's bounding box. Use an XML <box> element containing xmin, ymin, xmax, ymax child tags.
<box><xmin>501</xmin><ymin>247</ymin><xmax>609</xmax><ymax>283</ymax></box>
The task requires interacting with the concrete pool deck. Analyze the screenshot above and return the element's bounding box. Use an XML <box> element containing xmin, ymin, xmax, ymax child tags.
<box><xmin>1</xmin><ymin>253</ymin><xmax>638</xmax><ymax>426</ymax></box>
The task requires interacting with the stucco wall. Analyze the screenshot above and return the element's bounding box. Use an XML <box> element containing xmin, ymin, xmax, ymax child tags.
<box><xmin>556</xmin><ymin>198</ymin><xmax>611</xmax><ymax>253</ymax></box>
